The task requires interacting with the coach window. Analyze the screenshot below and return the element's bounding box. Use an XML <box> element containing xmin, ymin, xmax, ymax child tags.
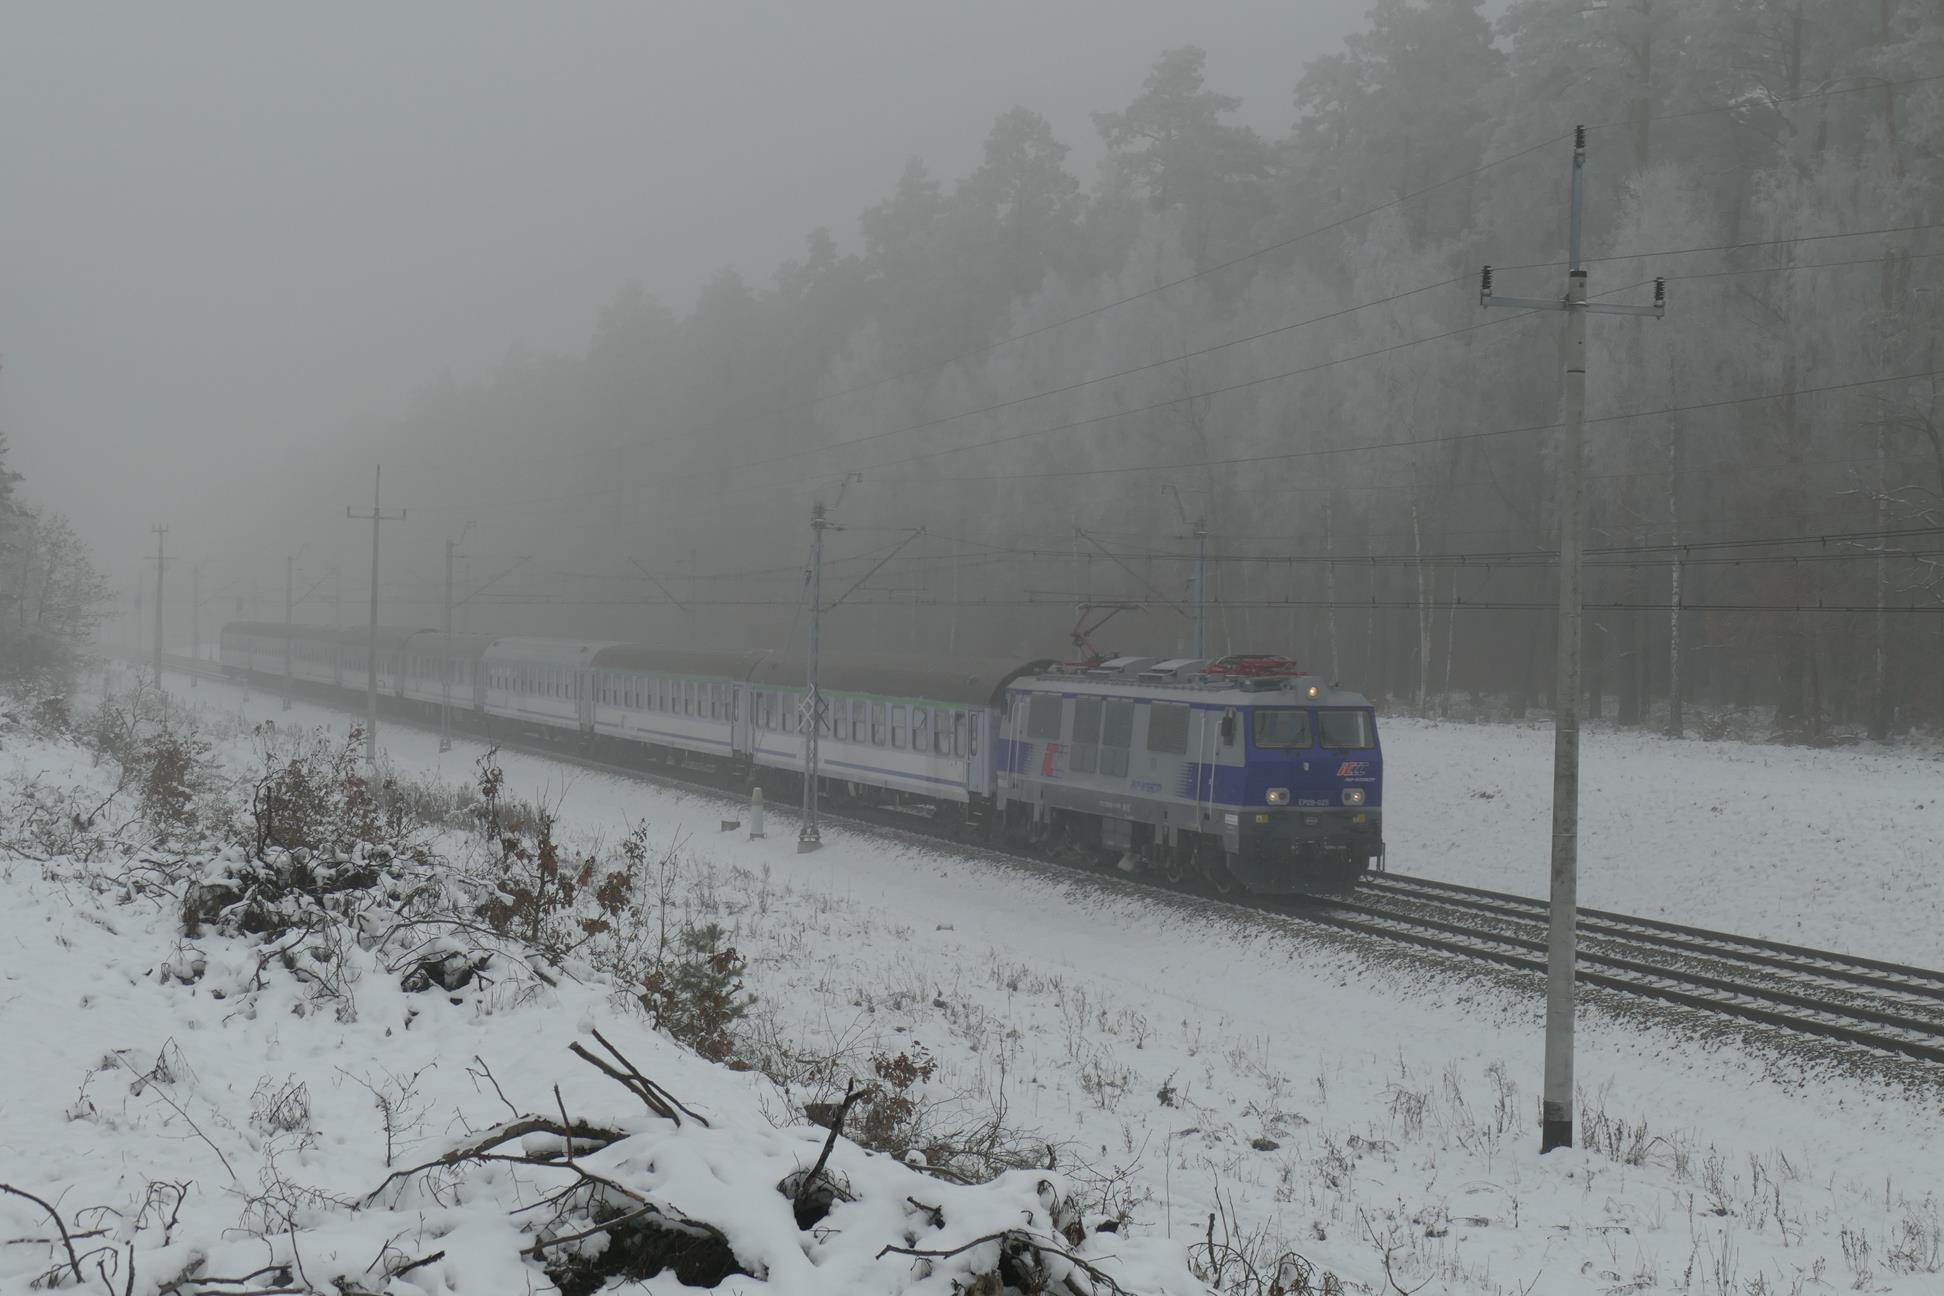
<box><xmin>1069</xmin><ymin>697</ymin><xmax>1103</xmax><ymax>774</ymax></box>
<box><xmin>850</xmin><ymin>699</ymin><xmax>865</xmax><ymax>742</ymax></box>
<box><xmin>1027</xmin><ymin>694</ymin><xmax>1063</xmax><ymax>742</ymax></box>
<box><xmin>911</xmin><ymin>708</ymin><xmax>928</xmax><ymax>753</ymax></box>
<box><xmin>1147</xmin><ymin>702</ymin><xmax>1190</xmax><ymax>756</ymax></box>
<box><xmin>953</xmin><ymin>713</ymin><xmax>967</xmax><ymax>756</ymax></box>
<box><xmin>891</xmin><ymin>705</ymin><xmax>907</xmax><ymax>749</ymax></box>
<box><xmin>933</xmin><ymin>710</ymin><xmax>948</xmax><ymax>753</ymax></box>
<box><xmin>1099</xmin><ymin>700</ymin><xmax>1134</xmax><ymax>778</ymax></box>
<box><xmin>871</xmin><ymin>702</ymin><xmax>885</xmax><ymax>745</ymax></box>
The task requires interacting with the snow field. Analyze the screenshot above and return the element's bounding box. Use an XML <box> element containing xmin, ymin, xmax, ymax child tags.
<box><xmin>1383</xmin><ymin>716</ymin><xmax>1944</xmax><ymax>965</ymax></box>
<box><xmin>51</xmin><ymin>670</ymin><xmax>1936</xmax><ymax>1295</ymax></box>
<box><xmin>0</xmin><ymin>721</ymin><xmax>1206</xmax><ymax>1295</ymax></box>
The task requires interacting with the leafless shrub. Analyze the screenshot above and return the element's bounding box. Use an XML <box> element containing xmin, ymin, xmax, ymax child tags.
<box><xmin>1189</xmin><ymin>1182</ymin><xmax>1340</xmax><ymax>1296</ymax></box>
<box><xmin>249</xmin><ymin>1075</ymin><xmax>313</xmax><ymax>1138</ymax></box>
<box><xmin>247</xmin><ymin>725</ymin><xmax>434</xmax><ymax>863</ymax></box>
<box><xmin>339</xmin><ymin>1064</ymin><xmax>437</xmax><ymax>1168</ymax></box>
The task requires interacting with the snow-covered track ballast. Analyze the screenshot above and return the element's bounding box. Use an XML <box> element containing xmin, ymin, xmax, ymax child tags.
<box><xmin>1293</xmin><ymin>874</ymin><xmax>1944</xmax><ymax>1067</ymax></box>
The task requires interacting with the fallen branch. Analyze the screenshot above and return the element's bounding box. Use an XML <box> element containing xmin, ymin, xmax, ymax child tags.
<box><xmin>0</xmin><ymin>1182</ymin><xmax>84</xmax><ymax>1286</ymax></box>
<box><xmin>361</xmin><ymin>1115</ymin><xmax>627</xmax><ymax>1206</ymax></box>
<box><xmin>577</xmin><ymin>1028</ymin><xmax>711</xmax><ymax>1127</ymax></box>
<box><xmin>877</xmin><ymin>1228</ymin><xmax>1135</xmax><ymax>1296</ymax></box>
<box><xmin>796</xmin><ymin>1079</ymin><xmax>862</xmax><ymax>1215</ymax></box>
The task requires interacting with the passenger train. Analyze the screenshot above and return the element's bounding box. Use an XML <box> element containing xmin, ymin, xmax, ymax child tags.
<box><xmin>219</xmin><ymin>622</ymin><xmax>1383</xmax><ymax>893</ymax></box>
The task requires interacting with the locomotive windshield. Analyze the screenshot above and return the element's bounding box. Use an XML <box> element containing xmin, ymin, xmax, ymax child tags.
<box><xmin>1317</xmin><ymin>708</ymin><xmax>1377</xmax><ymax>749</ymax></box>
<box><xmin>1252</xmin><ymin>708</ymin><xmax>1313</xmax><ymax>748</ymax></box>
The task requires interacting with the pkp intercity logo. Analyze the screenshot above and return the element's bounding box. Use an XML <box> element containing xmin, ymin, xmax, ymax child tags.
<box><xmin>1336</xmin><ymin>761</ymin><xmax>1370</xmax><ymax>778</ymax></box>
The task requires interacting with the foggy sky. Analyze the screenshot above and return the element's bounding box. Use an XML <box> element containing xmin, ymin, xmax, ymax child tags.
<box><xmin>1</xmin><ymin>0</ymin><xmax>1374</xmax><ymax>591</ymax></box>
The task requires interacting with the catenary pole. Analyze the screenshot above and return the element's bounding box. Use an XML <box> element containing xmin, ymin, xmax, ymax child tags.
<box><xmin>799</xmin><ymin>500</ymin><xmax>826</xmax><ymax>853</ymax></box>
<box><xmin>282</xmin><ymin>554</ymin><xmax>294</xmax><ymax>710</ymax></box>
<box><xmin>441</xmin><ymin>538</ymin><xmax>454</xmax><ymax>752</ymax></box>
<box><xmin>346</xmin><ymin>467</ymin><xmax>406</xmax><ymax>764</ymax></box>
<box><xmin>190</xmin><ymin>563</ymin><xmax>201</xmax><ymax>687</ymax></box>
<box><xmin>150</xmin><ymin>525</ymin><xmax>168</xmax><ymax>688</ymax></box>
<box><xmin>1194</xmin><ymin>516</ymin><xmax>1208</xmax><ymax>658</ymax></box>
<box><xmin>1481</xmin><ymin>126</ymin><xmax>1666</xmax><ymax>1153</ymax></box>
<box><xmin>332</xmin><ymin>566</ymin><xmax>343</xmax><ymax>687</ymax></box>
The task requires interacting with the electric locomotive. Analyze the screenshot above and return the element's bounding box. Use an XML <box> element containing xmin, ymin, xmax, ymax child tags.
<box><xmin>993</xmin><ymin>655</ymin><xmax>1382</xmax><ymax>893</ymax></box>
<box><xmin>217</xmin><ymin>623</ymin><xmax>1381</xmax><ymax>894</ymax></box>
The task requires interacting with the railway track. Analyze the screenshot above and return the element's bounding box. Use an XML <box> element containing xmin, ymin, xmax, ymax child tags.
<box><xmin>148</xmin><ymin>653</ymin><xmax>1944</xmax><ymax>1070</ymax></box>
<box><xmin>1294</xmin><ymin>875</ymin><xmax>1944</xmax><ymax>1066</ymax></box>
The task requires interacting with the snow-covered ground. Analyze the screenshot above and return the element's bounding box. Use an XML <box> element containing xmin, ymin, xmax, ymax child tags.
<box><xmin>1384</xmin><ymin>717</ymin><xmax>1944</xmax><ymax>964</ymax></box>
<box><xmin>5</xmin><ymin>673</ymin><xmax>1941</xmax><ymax>1294</ymax></box>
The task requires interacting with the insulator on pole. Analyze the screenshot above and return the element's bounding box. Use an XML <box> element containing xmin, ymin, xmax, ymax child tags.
<box><xmin>1479</xmin><ymin>265</ymin><xmax>1494</xmax><ymax>305</ymax></box>
<box><xmin>1574</xmin><ymin>123</ymin><xmax>1586</xmax><ymax>151</ymax></box>
<box><xmin>1653</xmin><ymin>276</ymin><xmax>1667</xmax><ymax>314</ymax></box>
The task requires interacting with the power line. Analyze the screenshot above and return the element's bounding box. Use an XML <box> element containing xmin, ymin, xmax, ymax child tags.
<box><xmin>311</xmin><ymin>590</ymin><xmax>1944</xmax><ymax>617</ymax></box>
<box><xmin>875</xmin><ymin>365</ymin><xmax>1944</xmax><ymax>484</ymax></box>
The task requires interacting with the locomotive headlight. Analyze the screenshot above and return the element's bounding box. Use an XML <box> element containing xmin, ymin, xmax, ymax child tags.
<box><xmin>1341</xmin><ymin>787</ymin><xmax>1366</xmax><ymax>806</ymax></box>
<box><xmin>1266</xmin><ymin>788</ymin><xmax>1289</xmax><ymax>805</ymax></box>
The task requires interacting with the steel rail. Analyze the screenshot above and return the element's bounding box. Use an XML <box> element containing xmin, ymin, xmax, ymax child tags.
<box><xmin>1359</xmin><ymin>872</ymin><xmax>1944</xmax><ymax>997</ymax></box>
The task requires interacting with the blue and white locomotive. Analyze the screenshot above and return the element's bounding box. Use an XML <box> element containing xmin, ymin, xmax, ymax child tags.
<box><xmin>996</xmin><ymin>655</ymin><xmax>1382</xmax><ymax>892</ymax></box>
<box><xmin>219</xmin><ymin>624</ymin><xmax>1382</xmax><ymax>894</ymax></box>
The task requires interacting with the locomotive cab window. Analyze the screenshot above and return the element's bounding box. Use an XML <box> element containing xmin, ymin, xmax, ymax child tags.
<box><xmin>1317</xmin><ymin>708</ymin><xmax>1376</xmax><ymax>750</ymax></box>
<box><xmin>1099</xmin><ymin>699</ymin><xmax>1133</xmax><ymax>778</ymax></box>
<box><xmin>1146</xmin><ymin>702</ymin><xmax>1189</xmax><ymax>755</ymax></box>
<box><xmin>1026</xmin><ymin>694</ymin><xmax>1063</xmax><ymax>741</ymax></box>
<box><xmin>1253</xmin><ymin>709</ymin><xmax>1313</xmax><ymax>749</ymax></box>
<box><xmin>1070</xmin><ymin>698</ymin><xmax>1102</xmax><ymax>774</ymax></box>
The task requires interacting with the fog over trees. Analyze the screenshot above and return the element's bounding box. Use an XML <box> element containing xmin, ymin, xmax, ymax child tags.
<box><xmin>84</xmin><ymin>2</ymin><xmax>1944</xmax><ymax>736</ymax></box>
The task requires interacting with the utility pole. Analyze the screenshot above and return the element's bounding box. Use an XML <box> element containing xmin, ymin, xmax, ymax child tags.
<box><xmin>1164</xmin><ymin>486</ymin><xmax>1207</xmax><ymax>657</ymax></box>
<box><xmin>1193</xmin><ymin>518</ymin><xmax>1207</xmax><ymax>659</ymax></box>
<box><xmin>332</xmin><ymin>566</ymin><xmax>343</xmax><ymax>687</ymax></box>
<box><xmin>799</xmin><ymin>501</ymin><xmax>829</xmax><ymax>853</ymax></box>
<box><xmin>798</xmin><ymin>475</ymin><xmax>889</xmax><ymax>852</ymax></box>
<box><xmin>1482</xmin><ymin>126</ymin><xmax>1666</xmax><ymax>1153</ymax></box>
<box><xmin>283</xmin><ymin>554</ymin><xmax>294</xmax><ymax>711</ymax></box>
<box><xmin>441</xmin><ymin>538</ymin><xmax>456</xmax><ymax>752</ymax></box>
<box><xmin>190</xmin><ymin>563</ymin><xmax>201</xmax><ymax>687</ymax></box>
<box><xmin>346</xmin><ymin>466</ymin><xmax>406</xmax><ymax>763</ymax></box>
<box><xmin>150</xmin><ymin>525</ymin><xmax>168</xmax><ymax>688</ymax></box>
